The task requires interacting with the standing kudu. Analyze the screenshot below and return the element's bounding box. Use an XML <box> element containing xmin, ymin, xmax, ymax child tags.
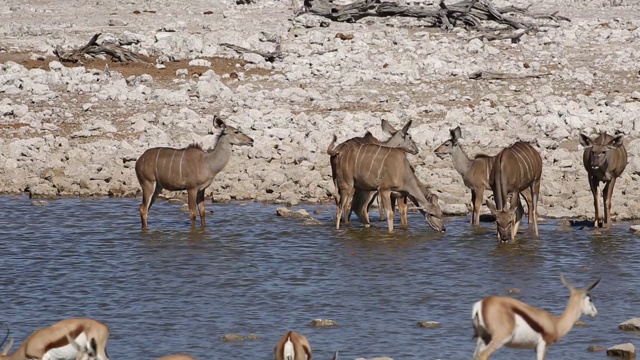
<box><xmin>434</xmin><ymin>126</ymin><xmax>534</xmax><ymax>225</ymax></box>
<box><xmin>331</xmin><ymin>142</ymin><xmax>445</xmax><ymax>232</ymax></box>
<box><xmin>135</xmin><ymin>116</ymin><xmax>254</xmax><ymax>228</ymax></box>
<box><xmin>579</xmin><ymin>132</ymin><xmax>627</xmax><ymax>228</ymax></box>
<box><xmin>327</xmin><ymin>120</ymin><xmax>419</xmax><ymax>226</ymax></box>
<box><xmin>486</xmin><ymin>142</ymin><xmax>542</xmax><ymax>242</ymax></box>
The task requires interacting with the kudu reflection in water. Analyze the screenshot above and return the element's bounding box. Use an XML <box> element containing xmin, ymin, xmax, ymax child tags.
<box><xmin>135</xmin><ymin>116</ymin><xmax>254</xmax><ymax>228</ymax></box>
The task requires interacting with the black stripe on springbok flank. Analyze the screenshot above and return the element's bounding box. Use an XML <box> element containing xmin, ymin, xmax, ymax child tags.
<box><xmin>512</xmin><ymin>306</ymin><xmax>545</xmax><ymax>337</ymax></box>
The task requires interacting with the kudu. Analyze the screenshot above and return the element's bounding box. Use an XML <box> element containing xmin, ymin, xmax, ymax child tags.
<box><xmin>579</xmin><ymin>132</ymin><xmax>627</xmax><ymax>229</ymax></box>
<box><xmin>327</xmin><ymin>120</ymin><xmax>419</xmax><ymax>226</ymax></box>
<box><xmin>330</xmin><ymin>141</ymin><xmax>445</xmax><ymax>232</ymax></box>
<box><xmin>135</xmin><ymin>116</ymin><xmax>254</xmax><ymax>228</ymax></box>
<box><xmin>486</xmin><ymin>141</ymin><xmax>542</xmax><ymax>242</ymax></box>
<box><xmin>434</xmin><ymin>126</ymin><xmax>534</xmax><ymax>225</ymax></box>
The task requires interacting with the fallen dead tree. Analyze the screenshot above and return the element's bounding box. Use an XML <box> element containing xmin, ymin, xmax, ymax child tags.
<box><xmin>54</xmin><ymin>33</ymin><xmax>146</xmax><ymax>63</ymax></box>
<box><xmin>302</xmin><ymin>0</ymin><xmax>570</xmax><ymax>37</ymax></box>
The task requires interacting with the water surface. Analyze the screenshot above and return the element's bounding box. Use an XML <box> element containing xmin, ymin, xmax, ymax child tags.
<box><xmin>0</xmin><ymin>196</ymin><xmax>638</xmax><ymax>359</ymax></box>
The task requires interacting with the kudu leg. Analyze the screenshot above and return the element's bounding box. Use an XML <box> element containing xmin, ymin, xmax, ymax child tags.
<box><xmin>398</xmin><ymin>196</ymin><xmax>409</xmax><ymax>226</ymax></box>
<box><xmin>472</xmin><ymin>188</ymin><xmax>484</xmax><ymax>225</ymax></box>
<box><xmin>589</xmin><ymin>177</ymin><xmax>602</xmax><ymax>227</ymax></box>
<box><xmin>377</xmin><ymin>193</ymin><xmax>386</xmax><ymax>221</ymax></box>
<box><xmin>336</xmin><ymin>186</ymin><xmax>355</xmax><ymax>229</ymax></box>
<box><xmin>187</xmin><ymin>188</ymin><xmax>198</xmax><ymax>226</ymax></box>
<box><xmin>531</xmin><ymin>180</ymin><xmax>540</xmax><ymax>237</ymax></box>
<box><xmin>379</xmin><ymin>190</ymin><xmax>394</xmax><ymax>232</ymax></box>
<box><xmin>140</xmin><ymin>181</ymin><xmax>162</xmax><ymax>228</ymax></box>
<box><xmin>521</xmin><ymin>188</ymin><xmax>534</xmax><ymax>225</ymax></box>
<box><xmin>197</xmin><ymin>189</ymin><xmax>206</xmax><ymax>227</ymax></box>
<box><xmin>603</xmin><ymin>178</ymin><xmax>617</xmax><ymax>229</ymax></box>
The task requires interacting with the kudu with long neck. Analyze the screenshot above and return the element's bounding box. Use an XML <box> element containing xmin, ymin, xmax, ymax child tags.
<box><xmin>135</xmin><ymin>116</ymin><xmax>254</xmax><ymax>228</ymax></box>
<box><xmin>434</xmin><ymin>126</ymin><xmax>534</xmax><ymax>225</ymax></box>
<box><xmin>472</xmin><ymin>274</ymin><xmax>600</xmax><ymax>360</ymax></box>
<box><xmin>486</xmin><ymin>141</ymin><xmax>542</xmax><ymax>242</ymax></box>
<box><xmin>579</xmin><ymin>132</ymin><xmax>626</xmax><ymax>229</ymax></box>
<box><xmin>331</xmin><ymin>141</ymin><xmax>444</xmax><ymax>232</ymax></box>
<box><xmin>327</xmin><ymin>120</ymin><xmax>418</xmax><ymax>226</ymax></box>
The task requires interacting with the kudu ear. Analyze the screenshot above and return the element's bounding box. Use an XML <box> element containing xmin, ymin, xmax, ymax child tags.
<box><xmin>427</xmin><ymin>193</ymin><xmax>439</xmax><ymax>205</ymax></box>
<box><xmin>584</xmin><ymin>277</ymin><xmax>601</xmax><ymax>292</ymax></box>
<box><xmin>450</xmin><ymin>126</ymin><xmax>462</xmax><ymax>143</ymax></box>
<box><xmin>1</xmin><ymin>338</ymin><xmax>13</xmax><ymax>355</ymax></box>
<box><xmin>578</xmin><ymin>133</ymin><xmax>593</xmax><ymax>148</ymax></box>
<box><xmin>381</xmin><ymin>119</ymin><xmax>397</xmax><ymax>134</ymax></box>
<box><xmin>400</xmin><ymin>120</ymin><xmax>413</xmax><ymax>135</ymax></box>
<box><xmin>608</xmin><ymin>134</ymin><xmax>624</xmax><ymax>149</ymax></box>
<box><xmin>213</xmin><ymin>115</ymin><xmax>226</xmax><ymax>129</ymax></box>
<box><xmin>486</xmin><ymin>200</ymin><xmax>497</xmax><ymax>214</ymax></box>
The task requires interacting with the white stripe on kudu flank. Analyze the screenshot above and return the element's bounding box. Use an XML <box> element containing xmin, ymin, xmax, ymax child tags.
<box><xmin>179</xmin><ymin>150</ymin><xmax>186</xmax><ymax>179</ymax></box>
<box><xmin>168</xmin><ymin>151</ymin><xmax>176</xmax><ymax>174</ymax></box>
<box><xmin>354</xmin><ymin>144</ymin><xmax>365</xmax><ymax>179</ymax></box>
<box><xmin>376</xmin><ymin>147</ymin><xmax>392</xmax><ymax>183</ymax></box>
<box><xmin>511</xmin><ymin>146</ymin><xmax>528</xmax><ymax>181</ymax></box>
<box><xmin>154</xmin><ymin>148</ymin><xmax>161</xmax><ymax>177</ymax></box>
<box><xmin>366</xmin><ymin>146</ymin><xmax>383</xmax><ymax>178</ymax></box>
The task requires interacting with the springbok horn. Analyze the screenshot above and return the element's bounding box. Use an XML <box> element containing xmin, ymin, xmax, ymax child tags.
<box><xmin>332</xmin><ymin>350</ymin><xmax>339</xmax><ymax>360</ymax></box>
<box><xmin>559</xmin><ymin>273</ymin><xmax>574</xmax><ymax>290</ymax></box>
<box><xmin>1</xmin><ymin>339</ymin><xmax>14</xmax><ymax>355</ymax></box>
<box><xmin>584</xmin><ymin>277</ymin><xmax>601</xmax><ymax>292</ymax></box>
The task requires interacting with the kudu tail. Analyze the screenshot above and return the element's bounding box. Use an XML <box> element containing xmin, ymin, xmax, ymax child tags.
<box><xmin>327</xmin><ymin>134</ymin><xmax>339</xmax><ymax>156</ymax></box>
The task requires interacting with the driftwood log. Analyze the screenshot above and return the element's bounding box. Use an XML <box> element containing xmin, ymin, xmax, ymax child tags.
<box><xmin>54</xmin><ymin>33</ymin><xmax>145</xmax><ymax>63</ymax></box>
<box><xmin>302</xmin><ymin>0</ymin><xmax>569</xmax><ymax>36</ymax></box>
<box><xmin>220</xmin><ymin>38</ymin><xmax>284</xmax><ymax>63</ymax></box>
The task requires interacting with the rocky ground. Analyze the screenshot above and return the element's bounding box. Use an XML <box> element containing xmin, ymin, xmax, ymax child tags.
<box><xmin>1</xmin><ymin>0</ymin><xmax>639</xmax><ymax>221</ymax></box>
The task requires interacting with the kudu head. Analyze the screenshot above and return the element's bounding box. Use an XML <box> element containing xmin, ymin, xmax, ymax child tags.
<box><xmin>380</xmin><ymin>119</ymin><xmax>419</xmax><ymax>155</ymax></box>
<box><xmin>486</xmin><ymin>195</ymin><xmax>523</xmax><ymax>242</ymax></box>
<box><xmin>434</xmin><ymin>126</ymin><xmax>462</xmax><ymax>159</ymax></box>
<box><xmin>423</xmin><ymin>193</ymin><xmax>446</xmax><ymax>232</ymax></box>
<box><xmin>579</xmin><ymin>132</ymin><xmax>624</xmax><ymax>170</ymax></box>
<box><xmin>214</xmin><ymin>116</ymin><xmax>254</xmax><ymax>147</ymax></box>
<box><xmin>560</xmin><ymin>273</ymin><xmax>601</xmax><ymax>317</ymax></box>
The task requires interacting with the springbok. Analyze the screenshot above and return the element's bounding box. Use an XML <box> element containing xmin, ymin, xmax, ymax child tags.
<box><xmin>67</xmin><ymin>334</ymin><xmax>195</xmax><ymax>360</ymax></box>
<box><xmin>434</xmin><ymin>126</ymin><xmax>534</xmax><ymax>225</ymax></box>
<box><xmin>330</xmin><ymin>142</ymin><xmax>444</xmax><ymax>232</ymax></box>
<box><xmin>156</xmin><ymin>355</ymin><xmax>197</xmax><ymax>360</ymax></box>
<box><xmin>472</xmin><ymin>274</ymin><xmax>600</xmax><ymax>360</ymax></box>
<box><xmin>327</xmin><ymin>120</ymin><xmax>419</xmax><ymax>225</ymax></box>
<box><xmin>0</xmin><ymin>318</ymin><xmax>109</xmax><ymax>360</ymax></box>
<box><xmin>486</xmin><ymin>141</ymin><xmax>542</xmax><ymax>241</ymax></box>
<box><xmin>274</xmin><ymin>331</ymin><xmax>338</xmax><ymax>360</ymax></box>
<box><xmin>579</xmin><ymin>132</ymin><xmax>627</xmax><ymax>229</ymax></box>
<box><xmin>135</xmin><ymin>115</ymin><xmax>254</xmax><ymax>228</ymax></box>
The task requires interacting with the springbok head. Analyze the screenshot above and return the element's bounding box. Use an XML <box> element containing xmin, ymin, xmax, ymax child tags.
<box><xmin>579</xmin><ymin>132</ymin><xmax>624</xmax><ymax>170</ymax></box>
<box><xmin>560</xmin><ymin>273</ymin><xmax>601</xmax><ymax>317</ymax></box>
<box><xmin>434</xmin><ymin>126</ymin><xmax>462</xmax><ymax>159</ymax></box>
<box><xmin>380</xmin><ymin>119</ymin><xmax>419</xmax><ymax>155</ymax></box>
<box><xmin>424</xmin><ymin>193</ymin><xmax>446</xmax><ymax>233</ymax></box>
<box><xmin>486</xmin><ymin>196</ymin><xmax>520</xmax><ymax>242</ymax></box>
<box><xmin>214</xmin><ymin>116</ymin><xmax>254</xmax><ymax>147</ymax></box>
<box><xmin>66</xmin><ymin>334</ymin><xmax>98</xmax><ymax>360</ymax></box>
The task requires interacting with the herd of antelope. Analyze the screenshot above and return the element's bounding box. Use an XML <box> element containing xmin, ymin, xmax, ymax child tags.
<box><xmin>125</xmin><ymin>115</ymin><xmax>623</xmax><ymax>359</ymax></box>
<box><xmin>0</xmin><ymin>272</ymin><xmax>600</xmax><ymax>360</ymax></box>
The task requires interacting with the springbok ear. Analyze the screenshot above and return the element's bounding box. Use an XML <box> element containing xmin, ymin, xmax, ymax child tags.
<box><xmin>451</xmin><ymin>126</ymin><xmax>462</xmax><ymax>142</ymax></box>
<box><xmin>400</xmin><ymin>120</ymin><xmax>413</xmax><ymax>135</ymax></box>
<box><xmin>560</xmin><ymin>273</ymin><xmax>574</xmax><ymax>290</ymax></box>
<box><xmin>332</xmin><ymin>350</ymin><xmax>339</xmax><ymax>360</ymax></box>
<box><xmin>66</xmin><ymin>334</ymin><xmax>82</xmax><ymax>352</ymax></box>
<box><xmin>584</xmin><ymin>277</ymin><xmax>601</xmax><ymax>292</ymax></box>
<box><xmin>381</xmin><ymin>119</ymin><xmax>397</xmax><ymax>134</ymax></box>
<box><xmin>486</xmin><ymin>200</ymin><xmax>497</xmax><ymax>214</ymax></box>
<box><xmin>578</xmin><ymin>133</ymin><xmax>593</xmax><ymax>148</ymax></box>
<box><xmin>608</xmin><ymin>134</ymin><xmax>624</xmax><ymax>149</ymax></box>
<box><xmin>1</xmin><ymin>338</ymin><xmax>13</xmax><ymax>355</ymax></box>
<box><xmin>213</xmin><ymin>116</ymin><xmax>226</xmax><ymax>129</ymax></box>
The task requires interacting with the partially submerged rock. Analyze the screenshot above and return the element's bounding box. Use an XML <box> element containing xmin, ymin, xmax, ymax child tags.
<box><xmin>310</xmin><ymin>319</ymin><xmax>338</xmax><ymax>327</ymax></box>
<box><xmin>417</xmin><ymin>321</ymin><xmax>441</xmax><ymax>328</ymax></box>
<box><xmin>276</xmin><ymin>208</ymin><xmax>321</xmax><ymax>224</ymax></box>
<box><xmin>220</xmin><ymin>333</ymin><xmax>259</xmax><ymax>342</ymax></box>
<box><xmin>606</xmin><ymin>343</ymin><xmax>636</xmax><ymax>359</ymax></box>
<box><xmin>619</xmin><ymin>318</ymin><xmax>640</xmax><ymax>331</ymax></box>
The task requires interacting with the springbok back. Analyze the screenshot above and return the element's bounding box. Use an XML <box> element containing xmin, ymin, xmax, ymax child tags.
<box><xmin>487</xmin><ymin>141</ymin><xmax>542</xmax><ymax>241</ymax></box>
<box><xmin>333</xmin><ymin>142</ymin><xmax>444</xmax><ymax>232</ymax></box>
<box><xmin>579</xmin><ymin>132</ymin><xmax>627</xmax><ymax>228</ymax></box>
<box><xmin>135</xmin><ymin>116</ymin><xmax>253</xmax><ymax>228</ymax></box>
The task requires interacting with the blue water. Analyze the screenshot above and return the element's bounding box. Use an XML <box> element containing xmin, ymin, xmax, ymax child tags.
<box><xmin>0</xmin><ymin>195</ymin><xmax>638</xmax><ymax>359</ymax></box>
